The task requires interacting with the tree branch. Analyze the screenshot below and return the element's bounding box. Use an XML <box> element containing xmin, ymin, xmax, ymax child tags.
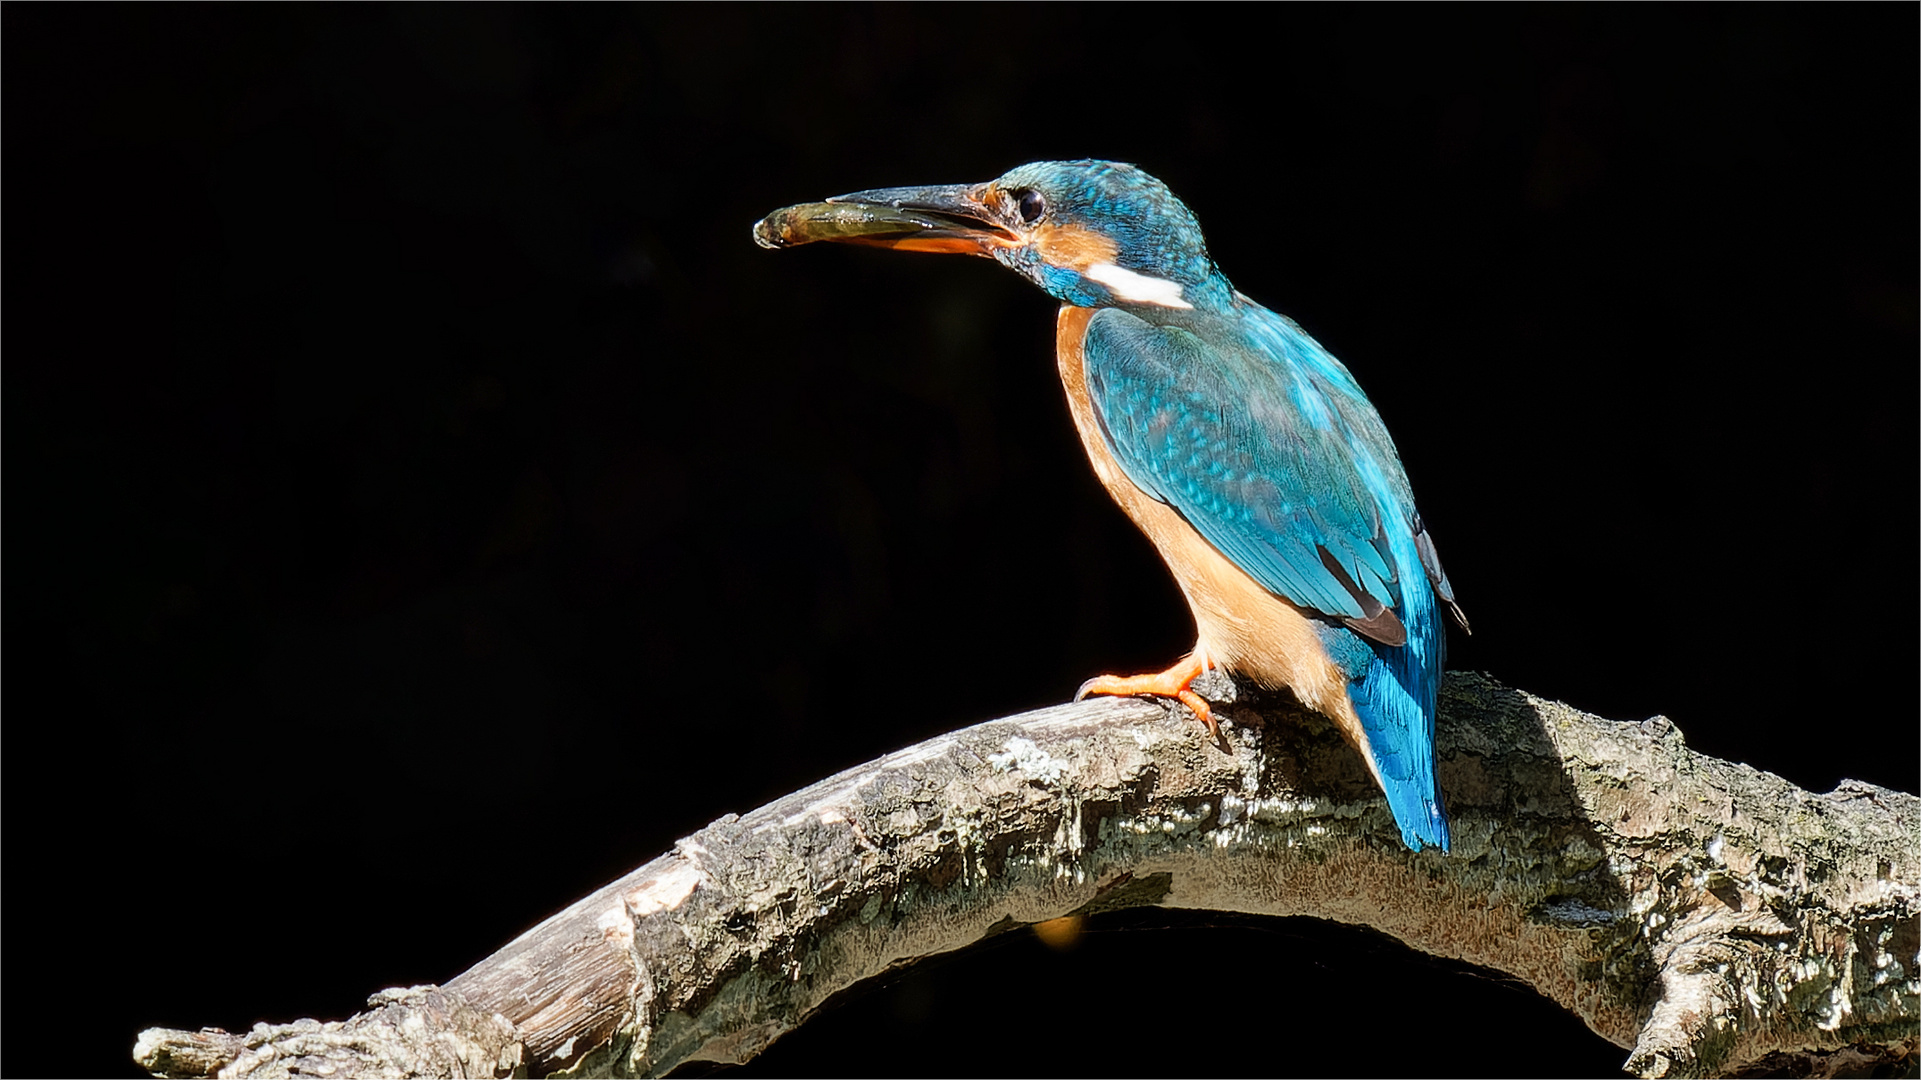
<box><xmin>134</xmin><ymin>673</ymin><xmax>1919</xmax><ymax>1078</ymax></box>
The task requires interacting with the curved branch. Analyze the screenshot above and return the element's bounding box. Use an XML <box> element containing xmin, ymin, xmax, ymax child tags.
<box><xmin>134</xmin><ymin>673</ymin><xmax>1919</xmax><ymax>1078</ymax></box>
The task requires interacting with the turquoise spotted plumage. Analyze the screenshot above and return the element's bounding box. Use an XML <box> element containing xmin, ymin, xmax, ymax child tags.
<box><xmin>754</xmin><ymin>160</ymin><xmax>1468</xmax><ymax>852</ymax></box>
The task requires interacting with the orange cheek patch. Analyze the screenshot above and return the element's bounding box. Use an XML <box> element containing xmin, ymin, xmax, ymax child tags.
<box><xmin>1032</xmin><ymin>223</ymin><xmax>1120</xmax><ymax>272</ymax></box>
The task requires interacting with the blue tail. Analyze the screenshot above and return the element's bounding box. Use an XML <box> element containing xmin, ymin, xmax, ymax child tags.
<box><xmin>1315</xmin><ymin>547</ymin><xmax>1450</xmax><ymax>852</ymax></box>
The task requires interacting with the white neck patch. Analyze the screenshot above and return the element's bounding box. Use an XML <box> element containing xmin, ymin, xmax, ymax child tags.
<box><xmin>1085</xmin><ymin>262</ymin><xmax>1193</xmax><ymax>309</ymax></box>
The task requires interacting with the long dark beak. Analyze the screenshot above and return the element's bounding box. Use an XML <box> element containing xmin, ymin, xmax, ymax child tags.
<box><xmin>752</xmin><ymin>183</ymin><xmax>1016</xmax><ymax>255</ymax></box>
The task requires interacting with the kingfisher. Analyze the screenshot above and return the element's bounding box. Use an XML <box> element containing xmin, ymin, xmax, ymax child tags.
<box><xmin>753</xmin><ymin>161</ymin><xmax>1467</xmax><ymax>852</ymax></box>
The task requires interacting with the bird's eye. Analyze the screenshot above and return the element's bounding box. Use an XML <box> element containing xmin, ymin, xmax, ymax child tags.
<box><xmin>1016</xmin><ymin>189</ymin><xmax>1046</xmax><ymax>223</ymax></box>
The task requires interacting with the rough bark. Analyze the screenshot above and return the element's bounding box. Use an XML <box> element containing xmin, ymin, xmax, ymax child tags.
<box><xmin>134</xmin><ymin>672</ymin><xmax>1919</xmax><ymax>1079</ymax></box>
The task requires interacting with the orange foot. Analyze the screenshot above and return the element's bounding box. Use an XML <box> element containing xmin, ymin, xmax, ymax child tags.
<box><xmin>1075</xmin><ymin>652</ymin><xmax>1216</xmax><ymax>737</ymax></box>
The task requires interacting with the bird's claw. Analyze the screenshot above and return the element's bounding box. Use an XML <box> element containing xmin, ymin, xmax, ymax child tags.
<box><xmin>1074</xmin><ymin>657</ymin><xmax>1219</xmax><ymax>740</ymax></box>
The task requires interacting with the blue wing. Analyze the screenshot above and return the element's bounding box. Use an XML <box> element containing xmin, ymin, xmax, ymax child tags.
<box><xmin>1080</xmin><ymin>303</ymin><xmax>1457</xmax><ymax>851</ymax></box>
<box><xmin>1080</xmin><ymin>305</ymin><xmax>1446</xmax><ymax>639</ymax></box>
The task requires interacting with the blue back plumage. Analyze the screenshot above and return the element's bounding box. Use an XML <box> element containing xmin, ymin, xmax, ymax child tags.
<box><xmin>1080</xmin><ymin>303</ymin><xmax>1452</xmax><ymax>851</ymax></box>
<box><xmin>1082</xmin><ymin>307</ymin><xmax>1408</xmax><ymax>626</ymax></box>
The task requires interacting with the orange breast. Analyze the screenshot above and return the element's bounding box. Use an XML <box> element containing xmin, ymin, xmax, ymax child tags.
<box><xmin>1052</xmin><ymin>306</ymin><xmax>1366</xmax><ymax>743</ymax></box>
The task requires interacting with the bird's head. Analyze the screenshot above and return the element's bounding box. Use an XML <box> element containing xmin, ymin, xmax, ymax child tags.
<box><xmin>755</xmin><ymin>160</ymin><xmax>1230</xmax><ymax>311</ymax></box>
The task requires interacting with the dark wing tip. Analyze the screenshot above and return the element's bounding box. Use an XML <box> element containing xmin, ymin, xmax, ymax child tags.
<box><xmin>1411</xmin><ymin>515</ymin><xmax>1468</xmax><ymax>634</ymax></box>
<box><xmin>1344</xmin><ymin>607</ymin><xmax>1408</xmax><ymax>647</ymax></box>
<box><xmin>1317</xmin><ymin>544</ymin><xmax>1408</xmax><ymax>646</ymax></box>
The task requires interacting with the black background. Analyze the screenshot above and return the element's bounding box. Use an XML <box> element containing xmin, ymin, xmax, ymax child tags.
<box><xmin>9</xmin><ymin>6</ymin><xmax>1915</xmax><ymax>1078</ymax></box>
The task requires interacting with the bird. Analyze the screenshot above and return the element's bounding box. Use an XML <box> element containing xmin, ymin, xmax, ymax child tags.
<box><xmin>753</xmin><ymin>160</ymin><xmax>1467</xmax><ymax>853</ymax></box>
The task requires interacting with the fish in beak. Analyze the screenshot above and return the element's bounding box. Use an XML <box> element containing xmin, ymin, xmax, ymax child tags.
<box><xmin>752</xmin><ymin>183</ymin><xmax>1019</xmax><ymax>256</ymax></box>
